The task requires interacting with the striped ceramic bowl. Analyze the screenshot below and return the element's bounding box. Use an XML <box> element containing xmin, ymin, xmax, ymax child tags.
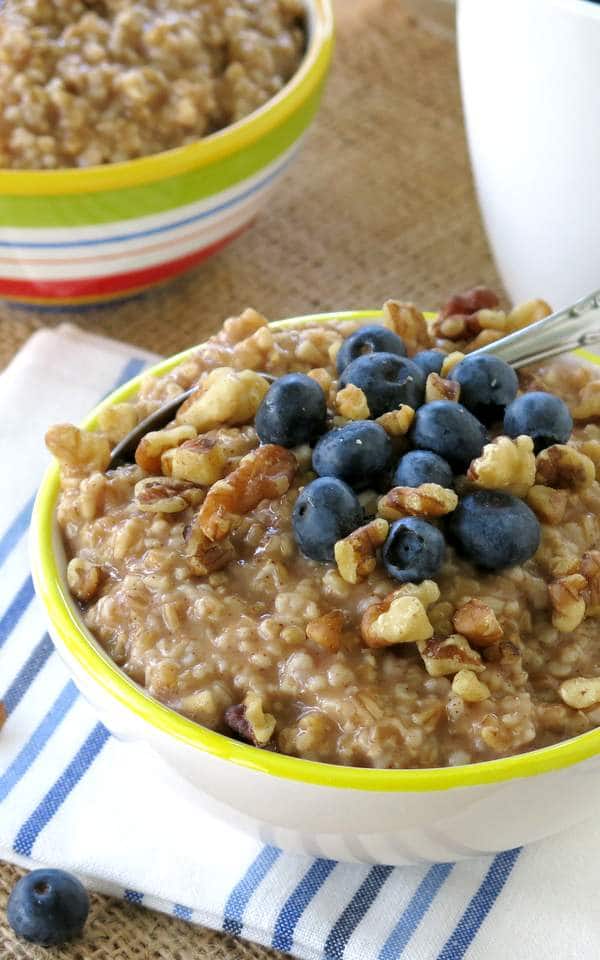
<box><xmin>0</xmin><ymin>0</ymin><xmax>333</xmax><ymax>308</ymax></box>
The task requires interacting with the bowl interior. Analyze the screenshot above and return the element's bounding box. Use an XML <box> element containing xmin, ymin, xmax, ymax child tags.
<box><xmin>32</xmin><ymin>311</ymin><xmax>600</xmax><ymax>792</ymax></box>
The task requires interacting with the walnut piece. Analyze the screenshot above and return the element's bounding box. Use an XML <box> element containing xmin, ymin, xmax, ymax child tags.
<box><xmin>549</xmin><ymin>574</ymin><xmax>587</xmax><ymax>633</ymax></box>
<box><xmin>198</xmin><ymin>444</ymin><xmax>296</xmax><ymax>541</ymax></box>
<box><xmin>535</xmin><ymin>444</ymin><xmax>594</xmax><ymax>491</ymax></box>
<box><xmin>440</xmin><ymin>286</ymin><xmax>501</xmax><ymax>320</ymax></box>
<box><xmin>559</xmin><ymin>677</ymin><xmax>600</xmax><ymax>710</ymax></box>
<box><xmin>334</xmin><ymin>518</ymin><xmax>389</xmax><ymax>584</ymax></box>
<box><xmin>97</xmin><ymin>403</ymin><xmax>139</xmax><ymax>444</ymax></box>
<box><xmin>376</xmin><ymin>405</ymin><xmax>415</xmax><ymax>436</ymax></box>
<box><xmin>425</xmin><ymin>372</ymin><xmax>460</xmax><ymax>403</ymax></box>
<box><xmin>440</xmin><ymin>351</ymin><xmax>465</xmax><ymax>377</ymax></box>
<box><xmin>526</xmin><ymin>484</ymin><xmax>568</xmax><ymax>524</ymax></box>
<box><xmin>335</xmin><ymin>384</ymin><xmax>370</xmax><ymax>420</ymax></box>
<box><xmin>467</xmin><ymin>435</ymin><xmax>536</xmax><ymax>497</ymax></box>
<box><xmin>452</xmin><ymin>598</ymin><xmax>503</xmax><ymax>648</ymax></box>
<box><xmin>307</xmin><ymin>368</ymin><xmax>334</xmax><ymax>396</ymax></box>
<box><xmin>223</xmin><ymin>307</ymin><xmax>268</xmax><ymax>343</ymax></box>
<box><xmin>176</xmin><ymin>367</ymin><xmax>270</xmax><ymax>432</ymax></box>
<box><xmin>162</xmin><ymin>436</ymin><xmax>227</xmax><ymax>486</ymax></box>
<box><xmin>393</xmin><ymin>579</ymin><xmax>441</xmax><ymax>608</ymax></box>
<box><xmin>571</xmin><ymin>380</ymin><xmax>600</xmax><ymax>421</ymax></box>
<box><xmin>306</xmin><ymin>610</ymin><xmax>345</xmax><ymax>652</ymax></box>
<box><xmin>378</xmin><ymin>483</ymin><xmax>457</xmax><ymax>521</ymax></box>
<box><xmin>417</xmin><ymin>633</ymin><xmax>484</xmax><ymax>677</ymax></box>
<box><xmin>505</xmin><ymin>298</ymin><xmax>552</xmax><ymax>333</ymax></box>
<box><xmin>45</xmin><ymin>424</ymin><xmax>111</xmax><ymax>476</ymax></box>
<box><xmin>581</xmin><ymin>550</ymin><xmax>600</xmax><ymax>614</ymax></box>
<box><xmin>135</xmin><ymin>424</ymin><xmax>196</xmax><ymax>474</ymax></box>
<box><xmin>383</xmin><ymin>300</ymin><xmax>430</xmax><ymax>353</ymax></box>
<box><xmin>67</xmin><ymin>557</ymin><xmax>101</xmax><ymax>602</ymax></box>
<box><xmin>184</xmin><ymin>519</ymin><xmax>236</xmax><ymax>576</ymax></box>
<box><xmin>134</xmin><ymin>476</ymin><xmax>198</xmax><ymax>513</ymax></box>
<box><xmin>361</xmin><ymin>594</ymin><xmax>434</xmax><ymax>648</ymax></box>
<box><xmin>452</xmin><ymin>669</ymin><xmax>491</xmax><ymax>703</ymax></box>
<box><xmin>464</xmin><ymin>330</ymin><xmax>503</xmax><ymax>353</ymax></box>
<box><xmin>224</xmin><ymin>692</ymin><xmax>276</xmax><ymax>746</ymax></box>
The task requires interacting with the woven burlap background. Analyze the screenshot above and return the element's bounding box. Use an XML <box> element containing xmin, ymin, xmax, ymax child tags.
<box><xmin>0</xmin><ymin>1</ymin><xmax>500</xmax><ymax>956</ymax></box>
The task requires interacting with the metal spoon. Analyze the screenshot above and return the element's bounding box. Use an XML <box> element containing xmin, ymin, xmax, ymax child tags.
<box><xmin>109</xmin><ymin>289</ymin><xmax>600</xmax><ymax>469</ymax></box>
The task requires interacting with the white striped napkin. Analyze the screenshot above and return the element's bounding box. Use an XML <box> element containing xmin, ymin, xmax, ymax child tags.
<box><xmin>2</xmin><ymin>323</ymin><xmax>600</xmax><ymax>960</ymax></box>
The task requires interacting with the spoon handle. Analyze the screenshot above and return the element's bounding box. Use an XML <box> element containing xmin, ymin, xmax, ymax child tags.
<box><xmin>472</xmin><ymin>288</ymin><xmax>600</xmax><ymax>368</ymax></box>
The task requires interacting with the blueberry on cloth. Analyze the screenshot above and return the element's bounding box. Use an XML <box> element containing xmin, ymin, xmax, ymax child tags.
<box><xmin>382</xmin><ymin>517</ymin><xmax>446</xmax><ymax>583</ymax></box>
<box><xmin>292</xmin><ymin>477</ymin><xmax>363</xmax><ymax>561</ymax></box>
<box><xmin>255</xmin><ymin>373</ymin><xmax>327</xmax><ymax>447</ymax></box>
<box><xmin>7</xmin><ymin>869</ymin><xmax>89</xmax><ymax>946</ymax></box>
<box><xmin>393</xmin><ymin>450</ymin><xmax>454</xmax><ymax>489</ymax></box>
<box><xmin>412</xmin><ymin>349</ymin><xmax>445</xmax><ymax>377</ymax></box>
<box><xmin>449</xmin><ymin>490</ymin><xmax>541</xmax><ymax>571</ymax></box>
<box><xmin>339</xmin><ymin>352</ymin><xmax>426</xmax><ymax>418</ymax></box>
<box><xmin>336</xmin><ymin>324</ymin><xmax>407</xmax><ymax>375</ymax></box>
<box><xmin>409</xmin><ymin>400</ymin><xmax>488</xmax><ymax>471</ymax></box>
<box><xmin>312</xmin><ymin>420</ymin><xmax>393</xmax><ymax>490</ymax></box>
<box><xmin>451</xmin><ymin>354</ymin><xmax>519</xmax><ymax>425</ymax></box>
<box><xmin>503</xmin><ymin>391</ymin><xmax>573</xmax><ymax>452</ymax></box>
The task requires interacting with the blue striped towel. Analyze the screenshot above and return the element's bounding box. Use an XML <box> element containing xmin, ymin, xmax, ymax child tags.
<box><xmin>2</xmin><ymin>323</ymin><xmax>600</xmax><ymax>959</ymax></box>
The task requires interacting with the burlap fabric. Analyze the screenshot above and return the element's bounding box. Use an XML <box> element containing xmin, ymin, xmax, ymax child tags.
<box><xmin>0</xmin><ymin>1</ymin><xmax>500</xmax><ymax>956</ymax></box>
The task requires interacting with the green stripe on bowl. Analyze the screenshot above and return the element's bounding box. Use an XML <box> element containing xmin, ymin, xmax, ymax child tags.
<box><xmin>0</xmin><ymin>86</ymin><xmax>324</xmax><ymax>228</ymax></box>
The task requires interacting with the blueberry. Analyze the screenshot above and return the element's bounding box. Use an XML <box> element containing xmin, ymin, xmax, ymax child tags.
<box><xmin>503</xmin><ymin>391</ymin><xmax>573</xmax><ymax>452</ymax></box>
<box><xmin>339</xmin><ymin>353</ymin><xmax>426</xmax><ymax>418</ymax></box>
<box><xmin>313</xmin><ymin>420</ymin><xmax>392</xmax><ymax>490</ymax></box>
<box><xmin>393</xmin><ymin>450</ymin><xmax>454</xmax><ymax>489</ymax></box>
<box><xmin>7</xmin><ymin>869</ymin><xmax>89</xmax><ymax>946</ymax></box>
<box><xmin>336</xmin><ymin>325</ymin><xmax>407</xmax><ymax>375</ymax></box>
<box><xmin>293</xmin><ymin>477</ymin><xmax>363</xmax><ymax>561</ymax></box>
<box><xmin>449</xmin><ymin>490</ymin><xmax>541</xmax><ymax>571</ymax></box>
<box><xmin>382</xmin><ymin>517</ymin><xmax>446</xmax><ymax>583</ymax></box>
<box><xmin>255</xmin><ymin>373</ymin><xmax>327</xmax><ymax>448</ymax></box>
<box><xmin>409</xmin><ymin>401</ymin><xmax>488</xmax><ymax>471</ymax></box>
<box><xmin>412</xmin><ymin>349</ymin><xmax>445</xmax><ymax>377</ymax></box>
<box><xmin>451</xmin><ymin>354</ymin><xmax>518</xmax><ymax>425</ymax></box>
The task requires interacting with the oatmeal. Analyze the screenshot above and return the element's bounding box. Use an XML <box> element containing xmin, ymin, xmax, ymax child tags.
<box><xmin>47</xmin><ymin>294</ymin><xmax>600</xmax><ymax>769</ymax></box>
<box><xmin>0</xmin><ymin>0</ymin><xmax>305</xmax><ymax>169</ymax></box>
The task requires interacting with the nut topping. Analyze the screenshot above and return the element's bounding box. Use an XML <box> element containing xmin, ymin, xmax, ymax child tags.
<box><xmin>162</xmin><ymin>436</ymin><xmax>228</xmax><ymax>486</ymax></box>
<box><xmin>376</xmin><ymin>405</ymin><xmax>415</xmax><ymax>437</ymax></box>
<box><xmin>467</xmin><ymin>435</ymin><xmax>536</xmax><ymax>498</ymax></box>
<box><xmin>559</xmin><ymin>677</ymin><xmax>600</xmax><ymax>710</ymax></box>
<box><xmin>67</xmin><ymin>557</ymin><xmax>101</xmax><ymax>602</ymax></box>
<box><xmin>452</xmin><ymin>599</ymin><xmax>503</xmax><ymax>648</ymax></box>
<box><xmin>549</xmin><ymin>574</ymin><xmax>587</xmax><ymax>633</ymax></box>
<box><xmin>335</xmin><ymin>384</ymin><xmax>370</xmax><ymax>420</ymax></box>
<box><xmin>198</xmin><ymin>444</ymin><xmax>297</xmax><ymax>541</ymax></box>
<box><xmin>452</xmin><ymin>669</ymin><xmax>491</xmax><ymax>703</ymax></box>
<box><xmin>45</xmin><ymin>424</ymin><xmax>111</xmax><ymax>476</ymax></box>
<box><xmin>535</xmin><ymin>444</ymin><xmax>595</xmax><ymax>491</ymax></box>
<box><xmin>176</xmin><ymin>367</ymin><xmax>270</xmax><ymax>432</ymax></box>
<box><xmin>525</xmin><ymin>485</ymin><xmax>568</xmax><ymax>525</ymax></box>
<box><xmin>135</xmin><ymin>424</ymin><xmax>196</xmax><ymax>474</ymax></box>
<box><xmin>383</xmin><ymin>300</ymin><xmax>430</xmax><ymax>353</ymax></box>
<box><xmin>361</xmin><ymin>593</ymin><xmax>434</xmax><ymax>648</ymax></box>
<box><xmin>334</xmin><ymin>518</ymin><xmax>389</xmax><ymax>584</ymax></box>
<box><xmin>306</xmin><ymin>610</ymin><xmax>345</xmax><ymax>652</ymax></box>
<box><xmin>377</xmin><ymin>483</ymin><xmax>458</xmax><ymax>521</ymax></box>
<box><xmin>224</xmin><ymin>692</ymin><xmax>276</xmax><ymax>746</ymax></box>
<box><xmin>417</xmin><ymin>634</ymin><xmax>484</xmax><ymax>677</ymax></box>
<box><xmin>134</xmin><ymin>476</ymin><xmax>198</xmax><ymax>513</ymax></box>
<box><xmin>425</xmin><ymin>372</ymin><xmax>460</xmax><ymax>404</ymax></box>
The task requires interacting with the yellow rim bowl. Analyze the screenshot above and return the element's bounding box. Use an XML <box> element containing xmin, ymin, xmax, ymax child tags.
<box><xmin>32</xmin><ymin>311</ymin><xmax>600</xmax><ymax>792</ymax></box>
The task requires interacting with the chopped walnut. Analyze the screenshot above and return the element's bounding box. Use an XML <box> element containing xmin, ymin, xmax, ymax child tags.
<box><xmin>361</xmin><ymin>593</ymin><xmax>434</xmax><ymax>648</ymax></box>
<box><xmin>307</xmin><ymin>368</ymin><xmax>334</xmax><ymax>396</ymax></box>
<box><xmin>440</xmin><ymin>351</ymin><xmax>465</xmax><ymax>377</ymax></box>
<box><xmin>135</xmin><ymin>424</ymin><xmax>196</xmax><ymax>474</ymax></box>
<box><xmin>559</xmin><ymin>677</ymin><xmax>600</xmax><ymax>710</ymax></box>
<box><xmin>306</xmin><ymin>610</ymin><xmax>345</xmax><ymax>652</ymax></box>
<box><xmin>376</xmin><ymin>405</ymin><xmax>415</xmax><ymax>436</ymax></box>
<box><xmin>393</xmin><ymin>579</ymin><xmax>441</xmax><ymax>608</ymax></box>
<box><xmin>425</xmin><ymin>372</ymin><xmax>460</xmax><ymax>403</ymax></box>
<box><xmin>525</xmin><ymin>484</ymin><xmax>568</xmax><ymax>524</ymax></box>
<box><xmin>383</xmin><ymin>300</ymin><xmax>430</xmax><ymax>353</ymax></box>
<box><xmin>474</xmin><ymin>309</ymin><xmax>509</xmax><ymax>332</ymax></box>
<box><xmin>176</xmin><ymin>367</ymin><xmax>270</xmax><ymax>432</ymax></box>
<box><xmin>223</xmin><ymin>307</ymin><xmax>268</xmax><ymax>343</ymax></box>
<box><xmin>581</xmin><ymin>551</ymin><xmax>600</xmax><ymax>614</ymax></box>
<box><xmin>535</xmin><ymin>444</ymin><xmax>594</xmax><ymax>491</ymax></box>
<box><xmin>224</xmin><ymin>692</ymin><xmax>276</xmax><ymax>746</ymax></box>
<box><xmin>198</xmin><ymin>444</ymin><xmax>296</xmax><ymax>541</ymax></box>
<box><xmin>134</xmin><ymin>476</ymin><xmax>198</xmax><ymax>513</ymax></box>
<box><xmin>480</xmin><ymin>716</ymin><xmax>512</xmax><ymax>752</ymax></box>
<box><xmin>417</xmin><ymin>633</ymin><xmax>484</xmax><ymax>677</ymax></box>
<box><xmin>571</xmin><ymin>380</ymin><xmax>600</xmax><ymax>421</ymax></box>
<box><xmin>463</xmin><ymin>329</ymin><xmax>504</xmax><ymax>353</ymax></box>
<box><xmin>97</xmin><ymin>403</ymin><xmax>139</xmax><ymax>444</ymax></box>
<box><xmin>67</xmin><ymin>557</ymin><xmax>101</xmax><ymax>602</ymax></box>
<box><xmin>378</xmin><ymin>483</ymin><xmax>457</xmax><ymax>521</ymax></box>
<box><xmin>334</xmin><ymin>518</ymin><xmax>389</xmax><ymax>584</ymax></box>
<box><xmin>452</xmin><ymin>669</ymin><xmax>491</xmax><ymax>703</ymax></box>
<box><xmin>162</xmin><ymin>436</ymin><xmax>227</xmax><ymax>486</ymax></box>
<box><xmin>45</xmin><ymin>424</ymin><xmax>111</xmax><ymax>476</ymax></box>
<box><xmin>467</xmin><ymin>435</ymin><xmax>536</xmax><ymax>497</ymax></box>
<box><xmin>575</xmin><ymin>438</ymin><xmax>600</xmax><ymax>478</ymax></box>
<box><xmin>452</xmin><ymin>598</ymin><xmax>503</xmax><ymax>648</ymax></box>
<box><xmin>549</xmin><ymin>574</ymin><xmax>587</xmax><ymax>633</ymax></box>
<box><xmin>335</xmin><ymin>384</ymin><xmax>370</xmax><ymax>420</ymax></box>
<box><xmin>505</xmin><ymin>298</ymin><xmax>552</xmax><ymax>333</ymax></box>
<box><xmin>433</xmin><ymin>314</ymin><xmax>470</xmax><ymax>341</ymax></box>
<box><xmin>440</xmin><ymin>286</ymin><xmax>501</xmax><ymax>320</ymax></box>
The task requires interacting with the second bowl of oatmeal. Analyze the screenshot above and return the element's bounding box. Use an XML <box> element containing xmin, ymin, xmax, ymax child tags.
<box><xmin>33</xmin><ymin>294</ymin><xmax>600</xmax><ymax>864</ymax></box>
<box><xmin>0</xmin><ymin>0</ymin><xmax>332</xmax><ymax>307</ymax></box>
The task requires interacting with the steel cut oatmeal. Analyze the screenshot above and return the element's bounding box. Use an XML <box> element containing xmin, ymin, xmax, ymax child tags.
<box><xmin>0</xmin><ymin>0</ymin><xmax>305</xmax><ymax>169</ymax></box>
<box><xmin>47</xmin><ymin>290</ymin><xmax>600</xmax><ymax>769</ymax></box>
